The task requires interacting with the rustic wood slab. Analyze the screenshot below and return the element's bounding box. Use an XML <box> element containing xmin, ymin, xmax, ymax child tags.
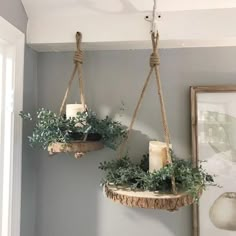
<box><xmin>48</xmin><ymin>141</ymin><xmax>104</xmax><ymax>158</ymax></box>
<box><xmin>104</xmin><ymin>184</ymin><xmax>200</xmax><ymax>211</ymax></box>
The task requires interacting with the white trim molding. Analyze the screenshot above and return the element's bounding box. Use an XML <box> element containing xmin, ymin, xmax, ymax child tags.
<box><xmin>0</xmin><ymin>16</ymin><xmax>25</xmax><ymax>236</ymax></box>
<box><xmin>25</xmin><ymin>8</ymin><xmax>236</xmax><ymax>51</ymax></box>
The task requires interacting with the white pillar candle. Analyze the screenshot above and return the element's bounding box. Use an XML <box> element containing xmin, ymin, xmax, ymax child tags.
<box><xmin>149</xmin><ymin>141</ymin><xmax>172</xmax><ymax>172</ymax></box>
<box><xmin>66</xmin><ymin>104</ymin><xmax>86</xmax><ymax>118</ymax></box>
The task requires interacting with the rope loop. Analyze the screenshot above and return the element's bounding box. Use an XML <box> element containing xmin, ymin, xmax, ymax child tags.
<box><xmin>76</xmin><ymin>32</ymin><xmax>82</xmax><ymax>50</ymax></box>
<box><xmin>73</xmin><ymin>32</ymin><xmax>83</xmax><ymax>64</ymax></box>
<box><xmin>74</xmin><ymin>50</ymin><xmax>83</xmax><ymax>64</ymax></box>
<box><xmin>150</xmin><ymin>52</ymin><xmax>160</xmax><ymax>67</ymax></box>
<box><xmin>149</xmin><ymin>32</ymin><xmax>160</xmax><ymax>67</ymax></box>
<box><xmin>59</xmin><ymin>31</ymin><xmax>86</xmax><ymax>115</ymax></box>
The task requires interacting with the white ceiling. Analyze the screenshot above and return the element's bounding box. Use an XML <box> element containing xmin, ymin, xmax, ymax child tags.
<box><xmin>22</xmin><ymin>0</ymin><xmax>236</xmax><ymax>51</ymax></box>
<box><xmin>22</xmin><ymin>0</ymin><xmax>236</xmax><ymax>18</ymax></box>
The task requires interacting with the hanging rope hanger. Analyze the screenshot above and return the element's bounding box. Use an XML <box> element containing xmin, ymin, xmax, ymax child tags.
<box><xmin>118</xmin><ymin>0</ymin><xmax>177</xmax><ymax>194</ymax></box>
<box><xmin>59</xmin><ymin>32</ymin><xmax>86</xmax><ymax>115</ymax></box>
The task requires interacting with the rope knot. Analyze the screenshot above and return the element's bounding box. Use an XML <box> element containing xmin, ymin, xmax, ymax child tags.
<box><xmin>74</xmin><ymin>50</ymin><xmax>83</xmax><ymax>64</ymax></box>
<box><xmin>150</xmin><ymin>52</ymin><xmax>160</xmax><ymax>67</ymax></box>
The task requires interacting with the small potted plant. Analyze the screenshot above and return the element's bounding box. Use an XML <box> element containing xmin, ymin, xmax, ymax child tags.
<box><xmin>20</xmin><ymin>108</ymin><xmax>127</xmax><ymax>158</ymax></box>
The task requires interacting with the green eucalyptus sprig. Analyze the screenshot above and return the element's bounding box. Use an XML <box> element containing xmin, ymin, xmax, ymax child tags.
<box><xmin>99</xmin><ymin>153</ymin><xmax>215</xmax><ymax>201</ymax></box>
<box><xmin>20</xmin><ymin>108</ymin><xmax>127</xmax><ymax>150</ymax></box>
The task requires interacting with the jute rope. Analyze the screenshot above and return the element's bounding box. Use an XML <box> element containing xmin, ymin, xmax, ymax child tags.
<box><xmin>59</xmin><ymin>32</ymin><xmax>86</xmax><ymax>115</ymax></box>
<box><xmin>118</xmin><ymin>68</ymin><xmax>154</xmax><ymax>158</ymax></box>
<box><xmin>119</xmin><ymin>32</ymin><xmax>177</xmax><ymax>194</ymax></box>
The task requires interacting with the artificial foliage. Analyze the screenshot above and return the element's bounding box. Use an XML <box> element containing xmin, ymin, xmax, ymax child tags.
<box><xmin>20</xmin><ymin>108</ymin><xmax>127</xmax><ymax>150</ymax></box>
<box><xmin>99</xmin><ymin>152</ymin><xmax>215</xmax><ymax>201</ymax></box>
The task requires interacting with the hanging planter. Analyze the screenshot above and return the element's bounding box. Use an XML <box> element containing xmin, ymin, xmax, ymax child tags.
<box><xmin>100</xmin><ymin>152</ymin><xmax>213</xmax><ymax>211</ymax></box>
<box><xmin>20</xmin><ymin>32</ymin><xmax>127</xmax><ymax>158</ymax></box>
<box><xmin>99</xmin><ymin>17</ymin><xmax>216</xmax><ymax>210</ymax></box>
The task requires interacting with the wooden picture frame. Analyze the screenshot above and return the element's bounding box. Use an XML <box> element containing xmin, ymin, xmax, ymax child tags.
<box><xmin>191</xmin><ymin>86</ymin><xmax>236</xmax><ymax>236</ymax></box>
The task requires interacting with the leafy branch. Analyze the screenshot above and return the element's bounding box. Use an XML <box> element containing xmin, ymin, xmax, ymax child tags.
<box><xmin>99</xmin><ymin>152</ymin><xmax>216</xmax><ymax>201</ymax></box>
<box><xmin>20</xmin><ymin>108</ymin><xmax>127</xmax><ymax>150</ymax></box>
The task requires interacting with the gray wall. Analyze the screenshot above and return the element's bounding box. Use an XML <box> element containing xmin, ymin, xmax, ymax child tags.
<box><xmin>0</xmin><ymin>2</ymin><xmax>37</xmax><ymax>236</ymax></box>
<box><xmin>21</xmin><ymin>46</ymin><xmax>38</xmax><ymax>236</ymax></box>
<box><xmin>0</xmin><ymin>0</ymin><xmax>27</xmax><ymax>33</ymax></box>
<box><xmin>35</xmin><ymin>47</ymin><xmax>236</xmax><ymax>236</ymax></box>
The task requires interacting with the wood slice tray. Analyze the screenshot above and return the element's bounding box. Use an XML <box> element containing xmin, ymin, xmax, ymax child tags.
<box><xmin>48</xmin><ymin>141</ymin><xmax>104</xmax><ymax>158</ymax></box>
<box><xmin>104</xmin><ymin>184</ymin><xmax>201</xmax><ymax>211</ymax></box>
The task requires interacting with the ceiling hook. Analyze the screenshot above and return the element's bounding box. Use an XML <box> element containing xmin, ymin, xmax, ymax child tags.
<box><xmin>144</xmin><ymin>0</ymin><xmax>161</xmax><ymax>33</ymax></box>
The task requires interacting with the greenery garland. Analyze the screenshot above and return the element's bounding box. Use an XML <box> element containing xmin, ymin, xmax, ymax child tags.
<box><xmin>20</xmin><ymin>108</ymin><xmax>127</xmax><ymax>150</ymax></box>
<box><xmin>99</xmin><ymin>152</ymin><xmax>215</xmax><ymax>201</ymax></box>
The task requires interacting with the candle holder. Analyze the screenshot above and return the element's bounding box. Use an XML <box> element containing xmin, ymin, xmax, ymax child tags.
<box><xmin>99</xmin><ymin>153</ymin><xmax>212</xmax><ymax>211</ymax></box>
<box><xmin>20</xmin><ymin>32</ymin><xmax>127</xmax><ymax>158</ymax></box>
<box><xmin>99</xmin><ymin>14</ymin><xmax>216</xmax><ymax>209</ymax></box>
<box><xmin>20</xmin><ymin>107</ymin><xmax>127</xmax><ymax>158</ymax></box>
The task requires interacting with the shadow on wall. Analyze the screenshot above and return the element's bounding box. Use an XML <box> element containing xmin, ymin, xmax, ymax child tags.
<box><xmin>126</xmin><ymin>129</ymin><xmax>150</xmax><ymax>159</ymax></box>
<box><xmin>125</xmin><ymin>206</ymin><xmax>190</xmax><ymax>235</ymax></box>
<box><xmin>35</xmin><ymin>49</ymin><xmax>200</xmax><ymax>236</ymax></box>
<box><xmin>35</xmin><ymin>148</ymin><xmax>113</xmax><ymax>236</ymax></box>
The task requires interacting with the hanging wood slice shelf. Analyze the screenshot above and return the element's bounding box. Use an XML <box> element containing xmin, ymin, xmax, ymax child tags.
<box><xmin>50</xmin><ymin>32</ymin><xmax>105</xmax><ymax>158</ymax></box>
<box><xmin>99</xmin><ymin>31</ymin><xmax>209</xmax><ymax>211</ymax></box>
<box><xmin>104</xmin><ymin>184</ymin><xmax>202</xmax><ymax>211</ymax></box>
<box><xmin>99</xmin><ymin>2</ymin><xmax>211</xmax><ymax>210</ymax></box>
<box><xmin>48</xmin><ymin>141</ymin><xmax>104</xmax><ymax>158</ymax></box>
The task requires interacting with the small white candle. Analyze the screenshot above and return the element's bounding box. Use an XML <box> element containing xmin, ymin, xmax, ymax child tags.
<box><xmin>66</xmin><ymin>104</ymin><xmax>86</xmax><ymax>118</ymax></box>
<box><xmin>149</xmin><ymin>141</ymin><xmax>172</xmax><ymax>172</ymax></box>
